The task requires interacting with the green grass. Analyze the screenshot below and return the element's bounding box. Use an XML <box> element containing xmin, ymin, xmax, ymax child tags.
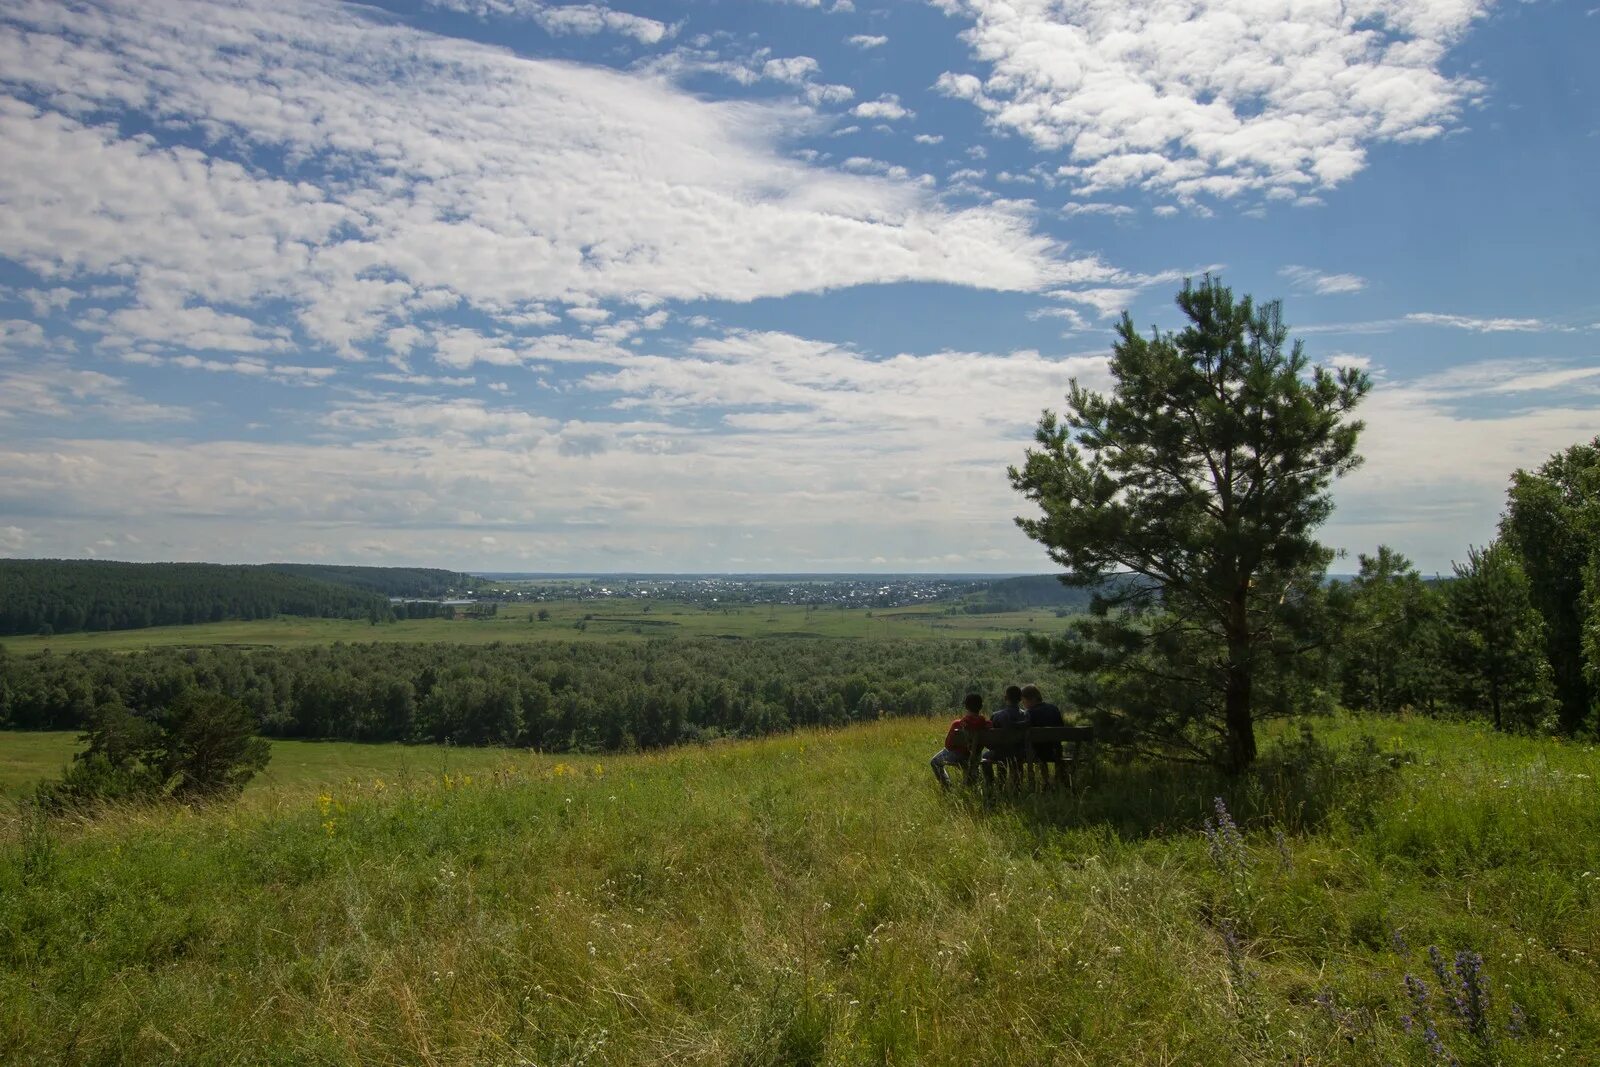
<box><xmin>0</xmin><ymin>600</ymin><xmax>1075</xmax><ymax>653</ymax></box>
<box><xmin>2</xmin><ymin>713</ymin><xmax>1597</xmax><ymax>1065</ymax></box>
<box><xmin>0</xmin><ymin>732</ymin><xmax>556</xmax><ymax>805</ymax></box>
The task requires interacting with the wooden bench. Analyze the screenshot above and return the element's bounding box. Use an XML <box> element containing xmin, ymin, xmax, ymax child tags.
<box><xmin>957</xmin><ymin>725</ymin><xmax>1095</xmax><ymax>789</ymax></box>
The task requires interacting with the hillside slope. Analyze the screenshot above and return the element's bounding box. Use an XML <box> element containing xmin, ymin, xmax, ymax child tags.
<box><xmin>2</xmin><ymin>716</ymin><xmax>1596</xmax><ymax>1065</ymax></box>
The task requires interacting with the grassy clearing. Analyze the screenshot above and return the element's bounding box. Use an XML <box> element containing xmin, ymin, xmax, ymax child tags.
<box><xmin>2</xmin><ymin>714</ymin><xmax>1596</xmax><ymax>1065</ymax></box>
<box><xmin>0</xmin><ymin>600</ymin><xmax>1074</xmax><ymax>654</ymax></box>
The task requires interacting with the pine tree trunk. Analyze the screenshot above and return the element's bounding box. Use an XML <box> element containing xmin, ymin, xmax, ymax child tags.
<box><xmin>1224</xmin><ymin>589</ymin><xmax>1257</xmax><ymax>774</ymax></box>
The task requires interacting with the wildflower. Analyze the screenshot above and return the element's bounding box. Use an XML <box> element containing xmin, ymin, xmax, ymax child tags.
<box><xmin>1203</xmin><ymin>797</ymin><xmax>1249</xmax><ymax>875</ymax></box>
<box><xmin>1452</xmin><ymin>951</ymin><xmax>1490</xmax><ymax>1040</ymax></box>
<box><xmin>1508</xmin><ymin>1002</ymin><xmax>1527</xmax><ymax>1038</ymax></box>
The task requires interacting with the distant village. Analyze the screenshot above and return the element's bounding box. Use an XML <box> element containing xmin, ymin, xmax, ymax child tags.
<box><xmin>397</xmin><ymin>576</ymin><xmax>1001</xmax><ymax>611</ymax></box>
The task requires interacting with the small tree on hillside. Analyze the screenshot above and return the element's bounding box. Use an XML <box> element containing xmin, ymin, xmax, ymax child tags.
<box><xmin>1445</xmin><ymin>542</ymin><xmax>1555</xmax><ymax>733</ymax></box>
<box><xmin>1010</xmin><ymin>277</ymin><xmax>1370</xmax><ymax>772</ymax></box>
<box><xmin>36</xmin><ymin>691</ymin><xmax>270</xmax><ymax>811</ymax></box>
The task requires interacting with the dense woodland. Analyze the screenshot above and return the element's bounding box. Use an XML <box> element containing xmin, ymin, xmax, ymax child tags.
<box><xmin>0</xmin><ymin>560</ymin><xmax>474</xmax><ymax>636</ymax></box>
<box><xmin>0</xmin><ymin>638</ymin><xmax>1057</xmax><ymax>751</ymax></box>
<box><xmin>260</xmin><ymin>564</ymin><xmax>476</xmax><ymax>598</ymax></box>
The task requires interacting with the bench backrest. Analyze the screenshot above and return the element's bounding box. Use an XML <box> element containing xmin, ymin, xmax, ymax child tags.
<box><xmin>956</xmin><ymin>724</ymin><xmax>1094</xmax><ymax>754</ymax></box>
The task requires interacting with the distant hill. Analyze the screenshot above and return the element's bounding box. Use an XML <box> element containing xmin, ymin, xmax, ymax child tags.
<box><xmin>262</xmin><ymin>564</ymin><xmax>477</xmax><ymax>598</ymax></box>
<box><xmin>0</xmin><ymin>559</ymin><xmax>411</xmax><ymax>636</ymax></box>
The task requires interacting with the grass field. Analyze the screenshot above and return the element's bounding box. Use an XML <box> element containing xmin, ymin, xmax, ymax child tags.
<box><xmin>0</xmin><ymin>600</ymin><xmax>1075</xmax><ymax>653</ymax></box>
<box><xmin>3</xmin><ymin>714</ymin><xmax>1597</xmax><ymax>1065</ymax></box>
<box><xmin>0</xmin><ymin>732</ymin><xmax>555</xmax><ymax>804</ymax></box>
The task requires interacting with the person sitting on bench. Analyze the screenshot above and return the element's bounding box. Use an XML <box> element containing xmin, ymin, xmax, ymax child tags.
<box><xmin>1019</xmin><ymin>684</ymin><xmax>1066</xmax><ymax>787</ymax></box>
<box><xmin>930</xmin><ymin>693</ymin><xmax>989</xmax><ymax>789</ymax></box>
<box><xmin>982</xmin><ymin>685</ymin><xmax>1027</xmax><ymax>785</ymax></box>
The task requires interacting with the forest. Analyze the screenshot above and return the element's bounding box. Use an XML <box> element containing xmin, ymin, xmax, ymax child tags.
<box><xmin>0</xmin><ymin>560</ymin><xmax>474</xmax><ymax>636</ymax></box>
<box><xmin>0</xmin><ymin>637</ymin><xmax>1053</xmax><ymax>750</ymax></box>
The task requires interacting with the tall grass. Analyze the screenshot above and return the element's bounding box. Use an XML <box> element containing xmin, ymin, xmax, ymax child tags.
<box><xmin>2</xmin><ymin>714</ymin><xmax>1596</xmax><ymax>1065</ymax></box>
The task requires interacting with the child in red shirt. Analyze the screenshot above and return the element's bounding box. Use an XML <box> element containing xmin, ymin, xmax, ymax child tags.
<box><xmin>930</xmin><ymin>693</ymin><xmax>990</xmax><ymax>788</ymax></box>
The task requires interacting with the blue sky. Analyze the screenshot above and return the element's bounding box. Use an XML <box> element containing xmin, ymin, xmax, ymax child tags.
<box><xmin>0</xmin><ymin>0</ymin><xmax>1595</xmax><ymax>573</ymax></box>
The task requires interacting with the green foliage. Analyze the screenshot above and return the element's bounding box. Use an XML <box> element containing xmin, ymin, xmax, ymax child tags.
<box><xmin>0</xmin><ymin>638</ymin><xmax>1061</xmax><ymax>751</ymax></box>
<box><xmin>0</xmin><ymin>558</ymin><xmax>393</xmax><ymax>636</ymax></box>
<box><xmin>1500</xmin><ymin>435</ymin><xmax>1600</xmax><ymax>734</ymax></box>
<box><xmin>1444</xmin><ymin>543</ymin><xmax>1555</xmax><ymax>733</ymax></box>
<box><xmin>1011</xmin><ymin>277</ymin><xmax>1369</xmax><ymax>772</ymax></box>
<box><xmin>1328</xmin><ymin>547</ymin><xmax>1445</xmax><ymax>715</ymax></box>
<box><xmin>261</xmin><ymin>563</ymin><xmax>476</xmax><ymax>597</ymax></box>
<box><xmin>156</xmin><ymin>691</ymin><xmax>272</xmax><ymax>799</ymax></box>
<box><xmin>33</xmin><ymin>693</ymin><xmax>270</xmax><ymax>811</ymax></box>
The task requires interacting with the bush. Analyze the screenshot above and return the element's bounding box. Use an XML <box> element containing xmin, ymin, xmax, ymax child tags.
<box><xmin>34</xmin><ymin>692</ymin><xmax>270</xmax><ymax>812</ymax></box>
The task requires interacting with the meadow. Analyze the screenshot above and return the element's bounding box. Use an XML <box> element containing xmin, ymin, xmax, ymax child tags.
<box><xmin>0</xmin><ymin>732</ymin><xmax>546</xmax><ymax>804</ymax></box>
<box><xmin>3</xmin><ymin>714</ymin><xmax>1596</xmax><ymax>1065</ymax></box>
<box><xmin>0</xmin><ymin>600</ymin><xmax>1077</xmax><ymax>653</ymax></box>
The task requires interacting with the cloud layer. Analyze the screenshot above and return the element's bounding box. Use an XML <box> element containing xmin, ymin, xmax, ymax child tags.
<box><xmin>935</xmin><ymin>0</ymin><xmax>1489</xmax><ymax>202</ymax></box>
<box><xmin>0</xmin><ymin>0</ymin><xmax>1073</xmax><ymax>361</ymax></box>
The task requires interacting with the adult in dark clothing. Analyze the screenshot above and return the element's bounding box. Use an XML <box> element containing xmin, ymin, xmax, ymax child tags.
<box><xmin>982</xmin><ymin>685</ymin><xmax>1027</xmax><ymax>785</ymax></box>
<box><xmin>1020</xmin><ymin>684</ymin><xmax>1066</xmax><ymax>787</ymax></box>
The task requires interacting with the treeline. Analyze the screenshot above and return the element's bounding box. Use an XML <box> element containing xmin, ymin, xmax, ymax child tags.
<box><xmin>262</xmin><ymin>564</ymin><xmax>477</xmax><ymax>598</ymax></box>
<box><xmin>1327</xmin><ymin>436</ymin><xmax>1600</xmax><ymax>735</ymax></box>
<box><xmin>0</xmin><ymin>638</ymin><xmax>1059</xmax><ymax>751</ymax></box>
<box><xmin>0</xmin><ymin>560</ymin><xmax>477</xmax><ymax>636</ymax></box>
<box><xmin>0</xmin><ymin>560</ymin><xmax>391</xmax><ymax>636</ymax></box>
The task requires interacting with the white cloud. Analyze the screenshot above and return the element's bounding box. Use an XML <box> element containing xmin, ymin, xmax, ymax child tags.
<box><xmin>1045</xmin><ymin>261</ymin><xmax>1223</xmax><ymax>318</ymax></box>
<box><xmin>0</xmin><ymin>318</ymin><xmax>47</xmax><ymax>353</ymax></box>
<box><xmin>0</xmin><ymin>359</ymin><xmax>189</xmax><ymax>424</ymax></box>
<box><xmin>426</xmin><ymin>1</ymin><xmax>674</xmax><ymax>44</ymax></box>
<box><xmin>1063</xmin><ymin>202</ymin><xmax>1135</xmax><ymax>218</ymax></box>
<box><xmin>913</xmin><ymin>133</ymin><xmax>944</xmax><ymax>145</ymax></box>
<box><xmin>1330</xmin><ymin>356</ymin><xmax>1600</xmax><ymax>567</ymax></box>
<box><xmin>934</xmin><ymin>0</ymin><xmax>1490</xmax><ymax>202</ymax></box>
<box><xmin>0</xmin><ymin>329</ymin><xmax>1113</xmax><ymax>569</ymax></box>
<box><xmin>851</xmin><ymin>94</ymin><xmax>914</xmax><ymax>121</ymax></box>
<box><xmin>1404</xmin><ymin>312</ymin><xmax>1570</xmax><ymax>333</ymax></box>
<box><xmin>0</xmin><ymin>0</ymin><xmax>1086</xmax><ymax>362</ymax></box>
<box><xmin>848</xmin><ymin>34</ymin><xmax>888</xmax><ymax>49</ymax></box>
<box><xmin>1280</xmin><ymin>265</ymin><xmax>1368</xmax><ymax>295</ymax></box>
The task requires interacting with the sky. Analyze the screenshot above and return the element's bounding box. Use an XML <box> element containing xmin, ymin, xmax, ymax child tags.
<box><xmin>0</xmin><ymin>0</ymin><xmax>1595</xmax><ymax>575</ymax></box>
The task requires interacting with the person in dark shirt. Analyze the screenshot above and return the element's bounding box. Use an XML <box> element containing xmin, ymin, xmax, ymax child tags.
<box><xmin>983</xmin><ymin>685</ymin><xmax>1027</xmax><ymax>786</ymax></box>
<box><xmin>1020</xmin><ymin>683</ymin><xmax>1066</xmax><ymax>788</ymax></box>
<box><xmin>930</xmin><ymin>693</ymin><xmax>990</xmax><ymax>789</ymax></box>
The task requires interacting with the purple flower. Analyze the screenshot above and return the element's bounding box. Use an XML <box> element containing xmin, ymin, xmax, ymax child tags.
<box><xmin>1452</xmin><ymin>950</ymin><xmax>1490</xmax><ymax>1039</ymax></box>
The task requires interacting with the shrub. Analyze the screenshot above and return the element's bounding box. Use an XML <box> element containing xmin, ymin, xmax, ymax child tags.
<box><xmin>33</xmin><ymin>691</ymin><xmax>270</xmax><ymax>812</ymax></box>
